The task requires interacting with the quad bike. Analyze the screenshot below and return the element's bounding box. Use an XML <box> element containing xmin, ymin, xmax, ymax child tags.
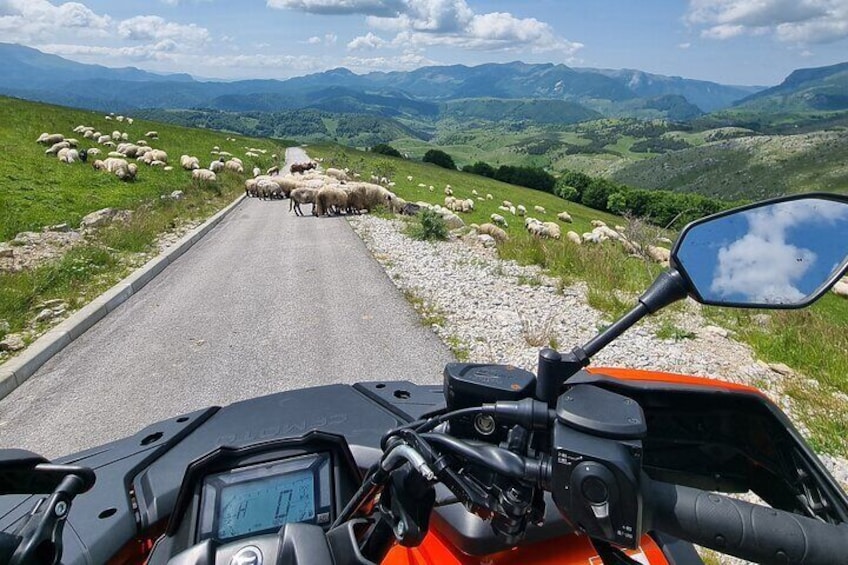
<box><xmin>1</xmin><ymin>193</ymin><xmax>848</xmax><ymax>565</ymax></box>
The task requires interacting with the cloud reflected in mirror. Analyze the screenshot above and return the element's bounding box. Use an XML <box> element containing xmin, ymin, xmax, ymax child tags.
<box><xmin>674</xmin><ymin>198</ymin><xmax>848</xmax><ymax>306</ymax></box>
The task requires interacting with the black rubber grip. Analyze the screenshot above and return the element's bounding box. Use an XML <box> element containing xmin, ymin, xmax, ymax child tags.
<box><xmin>644</xmin><ymin>479</ymin><xmax>848</xmax><ymax>565</ymax></box>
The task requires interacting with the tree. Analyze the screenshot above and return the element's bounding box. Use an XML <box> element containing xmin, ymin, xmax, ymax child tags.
<box><xmin>607</xmin><ymin>192</ymin><xmax>628</xmax><ymax>215</ymax></box>
<box><xmin>463</xmin><ymin>161</ymin><xmax>496</xmax><ymax>178</ymax></box>
<box><xmin>423</xmin><ymin>149</ymin><xmax>456</xmax><ymax>170</ymax></box>
<box><xmin>370</xmin><ymin>143</ymin><xmax>402</xmax><ymax>158</ymax></box>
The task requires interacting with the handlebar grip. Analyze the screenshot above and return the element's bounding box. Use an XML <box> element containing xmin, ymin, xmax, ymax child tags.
<box><xmin>644</xmin><ymin>479</ymin><xmax>848</xmax><ymax>565</ymax></box>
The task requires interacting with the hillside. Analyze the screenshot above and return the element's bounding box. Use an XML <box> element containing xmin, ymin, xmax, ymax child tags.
<box><xmin>0</xmin><ymin>96</ymin><xmax>283</xmax><ymax>240</ymax></box>
<box><xmin>607</xmin><ymin>130</ymin><xmax>848</xmax><ymax>200</ymax></box>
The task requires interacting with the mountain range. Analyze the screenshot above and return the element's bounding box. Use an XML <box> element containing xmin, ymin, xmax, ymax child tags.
<box><xmin>0</xmin><ymin>43</ymin><xmax>761</xmax><ymax>120</ymax></box>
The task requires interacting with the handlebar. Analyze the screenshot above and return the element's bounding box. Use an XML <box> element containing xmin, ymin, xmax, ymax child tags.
<box><xmin>644</xmin><ymin>478</ymin><xmax>848</xmax><ymax>565</ymax></box>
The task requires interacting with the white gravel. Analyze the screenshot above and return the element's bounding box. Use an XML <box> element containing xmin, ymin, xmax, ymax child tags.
<box><xmin>348</xmin><ymin>213</ymin><xmax>848</xmax><ymax>564</ymax></box>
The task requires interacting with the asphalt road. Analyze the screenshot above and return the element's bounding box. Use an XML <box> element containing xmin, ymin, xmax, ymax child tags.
<box><xmin>0</xmin><ymin>148</ymin><xmax>454</xmax><ymax>459</ymax></box>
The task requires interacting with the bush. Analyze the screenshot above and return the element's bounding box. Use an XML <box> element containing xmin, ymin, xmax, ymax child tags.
<box><xmin>494</xmin><ymin>165</ymin><xmax>556</xmax><ymax>193</ymax></box>
<box><xmin>607</xmin><ymin>192</ymin><xmax>628</xmax><ymax>214</ymax></box>
<box><xmin>408</xmin><ymin>209</ymin><xmax>449</xmax><ymax>241</ymax></box>
<box><xmin>423</xmin><ymin>149</ymin><xmax>457</xmax><ymax>170</ymax></box>
<box><xmin>370</xmin><ymin>143</ymin><xmax>402</xmax><ymax>158</ymax></box>
<box><xmin>554</xmin><ymin>183</ymin><xmax>579</xmax><ymax>202</ymax></box>
<box><xmin>462</xmin><ymin>161</ymin><xmax>496</xmax><ymax>178</ymax></box>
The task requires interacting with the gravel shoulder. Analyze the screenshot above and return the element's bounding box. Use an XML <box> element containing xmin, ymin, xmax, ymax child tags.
<box><xmin>347</xmin><ymin>214</ymin><xmax>848</xmax><ymax>486</ymax></box>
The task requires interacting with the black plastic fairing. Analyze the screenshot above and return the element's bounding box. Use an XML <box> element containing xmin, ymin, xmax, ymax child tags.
<box><xmin>568</xmin><ymin>370</ymin><xmax>848</xmax><ymax>523</ymax></box>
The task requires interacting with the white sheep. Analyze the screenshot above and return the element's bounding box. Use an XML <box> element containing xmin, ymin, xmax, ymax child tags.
<box><xmin>87</xmin><ymin>148</ymin><xmax>101</xmax><ymax>156</ymax></box>
<box><xmin>534</xmin><ymin>205</ymin><xmax>546</xmax><ymax>214</ymax></box>
<box><xmin>557</xmin><ymin>211</ymin><xmax>573</xmax><ymax>223</ymax></box>
<box><xmin>126</xmin><ymin>117</ymin><xmax>134</xmax><ymax>125</ymax></box>
<box><xmin>486</xmin><ymin>193</ymin><xmax>493</xmax><ymax>200</ymax></box>
<box><xmin>591</xmin><ymin>219</ymin><xmax>607</xmax><ymax>228</ymax></box>
<box><xmin>245</xmin><ymin>151</ymin><xmax>259</xmax><ymax>158</ymax></box>
<box><xmin>444</xmin><ymin>187</ymin><xmax>453</xmax><ymax>196</ymax></box>
<box><xmin>145</xmin><ymin>131</ymin><xmax>159</xmax><ymax>138</ymax></box>
<box><xmin>472</xmin><ymin>189</ymin><xmax>478</xmax><ymax>196</ymax></box>
<box><xmin>224</xmin><ymin>160</ymin><xmax>244</xmax><ymax>174</ymax></box>
<box><xmin>566</xmin><ymin>231</ymin><xmax>582</xmax><ymax>245</ymax></box>
<box><xmin>116</xmin><ymin>115</ymin><xmax>124</xmax><ymax>122</ymax></box>
<box><xmin>111</xmin><ymin>130</ymin><xmax>122</xmax><ymax>141</ymax></box>
<box><xmin>253</xmin><ymin>166</ymin><xmax>262</xmax><ymax>177</ymax></box>
<box><xmin>180</xmin><ymin>155</ymin><xmax>200</xmax><ymax>170</ymax></box>
<box><xmin>56</xmin><ymin>147</ymin><xmax>81</xmax><ymax>164</ymax></box>
<box><xmin>490</xmin><ymin>213</ymin><xmax>508</xmax><ymax>227</ymax></box>
<box><xmin>97</xmin><ymin>135</ymin><xmax>111</xmax><ymax>144</ymax></box>
<box><xmin>516</xmin><ymin>204</ymin><xmax>526</xmax><ymax>216</ymax></box>
<box><xmin>192</xmin><ymin>169</ymin><xmax>217</xmax><ymax>183</ymax></box>
<box><xmin>104</xmin><ymin>115</ymin><xmax>112</xmax><ymax>121</ymax></box>
<box><xmin>475</xmin><ymin>223</ymin><xmax>508</xmax><ymax>242</ymax></box>
<box><xmin>407</xmin><ymin>175</ymin><xmax>414</xmax><ymax>181</ymax></box>
<box><xmin>45</xmin><ymin>141</ymin><xmax>70</xmax><ymax>155</ymax></box>
<box><xmin>325</xmin><ymin>167</ymin><xmax>349</xmax><ymax>182</ymax></box>
<box><xmin>93</xmin><ymin>158</ymin><xmax>137</xmax><ymax>181</ymax></box>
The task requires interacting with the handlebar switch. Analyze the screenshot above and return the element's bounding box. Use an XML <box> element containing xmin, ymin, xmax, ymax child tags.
<box><xmin>550</xmin><ymin>421</ymin><xmax>643</xmax><ymax>549</ymax></box>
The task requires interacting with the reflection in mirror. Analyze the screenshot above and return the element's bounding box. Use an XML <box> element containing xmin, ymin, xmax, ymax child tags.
<box><xmin>674</xmin><ymin>197</ymin><xmax>848</xmax><ymax>306</ymax></box>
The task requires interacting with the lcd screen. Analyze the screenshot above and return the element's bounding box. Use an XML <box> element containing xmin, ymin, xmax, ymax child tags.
<box><xmin>198</xmin><ymin>453</ymin><xmax>332</xmax><ymax>543</ymax></box>
<box><xmin>216</xmin><ymin>470</ymin><xmax>315</xmax><ymax>539</ymax></box>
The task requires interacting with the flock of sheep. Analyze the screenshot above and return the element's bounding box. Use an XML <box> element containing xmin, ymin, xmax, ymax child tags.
<box><xmin>36</xmin><ymin>113</ymin><xmax>263</xmax><ymax>186</ymax></box>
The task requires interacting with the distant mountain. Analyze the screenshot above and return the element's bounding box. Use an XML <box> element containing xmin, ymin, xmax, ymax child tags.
<box><xmin>581</xmin><ymin>68</ymin><xmax>762</xmax><ymax>113</ymax></box>
<box><xmin>0</xmin><ymin>43</ymin><xmax>761</xmax><ymax>121</ymax></box>
<box><xmin>732</xmin><ymin>61</ymin><xmax>848</xmax><ymax>113</ymax></box>
<box><xmin>441</xmin><ymin>98</ymin><xmax>601</xmax><ymax>124</ymax></box>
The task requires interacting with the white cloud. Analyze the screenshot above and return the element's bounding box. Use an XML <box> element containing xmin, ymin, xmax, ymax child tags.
<box><xmin>0</xmin><ymin>0</ymin><xmax>111</xmax><ymax>42</ymax></box>
<box><xmin>347</xmin><ymin>31</ymin><xmax>387</xmax><ymax>50</ymax></box>
<box><xmin>687</xmin><ymin>0</ymin><xmax>848</xmax><ymax>44</ymax></box>
<box><xmin>708</xmin><ymin>199</ymin><xmax>848</xmax><ymax>304</ymax></box>
<box><xmin>306</xmin><ymin>33</ymin><xmax>338</xmax><ymax>45</ymax></box>
<box><xmin>274</xmin><ymin>0</ymin><xmax>582</xmax><ymax>57</ymax></box>
<box><xmin>679</xmin><ymin>42</ymin><xmax>692</xmax><ymax>48</ymax></box>
<box><xmin>118</xmin><ymin>15</ymin><xmax>209</xmax><ymax>46</ymax></box>
<box><xmin>267</xmin><ymin>0</ymin><xmax>404</xmax><ymax>16</ymax></box>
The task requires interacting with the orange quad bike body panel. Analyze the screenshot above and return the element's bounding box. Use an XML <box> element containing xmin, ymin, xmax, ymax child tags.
<box><xmin>382</xmin><ymin>530</ymin><xmax>668</xmax><ymax>565</ymax></box>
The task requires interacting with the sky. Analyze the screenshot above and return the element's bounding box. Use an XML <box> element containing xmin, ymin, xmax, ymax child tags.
<box><xmin>2</xmin><ymin>0</ymin><xmax>848</xmax><ymax>86</ymax></box>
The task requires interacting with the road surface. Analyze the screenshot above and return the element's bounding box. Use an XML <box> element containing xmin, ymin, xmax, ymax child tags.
<box><xmin>0</xmin><ymin>147</ymin><xmax>454</xmax><ymax>458</ymax></box>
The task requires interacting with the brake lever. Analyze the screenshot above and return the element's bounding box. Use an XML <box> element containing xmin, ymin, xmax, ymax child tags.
<box><xmin>9</xmin><ymin>472</ymin><xmax>91</xmax><ymax>565</ymax></box>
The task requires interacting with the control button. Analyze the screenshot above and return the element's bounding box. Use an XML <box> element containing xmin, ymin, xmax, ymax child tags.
<box><xmin>230</xmin><ymin>545</ymin><xmax>263</xmax><ymax>565</ymax></box>
<box><xmin>581</xmin><ymin>476</ymin><xmax>609</xmax><ymax>504</ymax></box>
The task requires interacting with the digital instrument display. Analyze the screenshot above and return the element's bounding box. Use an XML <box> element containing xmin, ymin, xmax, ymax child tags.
<box><xmin>197</xmin><ymin>453</ymin><xmax>332</xmax><ymax>543</ymax></box>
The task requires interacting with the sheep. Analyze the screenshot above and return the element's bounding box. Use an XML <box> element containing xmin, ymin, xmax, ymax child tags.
<box><xmin>266</xmin><ymin>165</ymin><xmax>280</xmax><ymax>176</ymax></box>
<box><xmin>143</xmin><ymin>149</ymin><xmax>168</xmax><ymax>164</ymax></box>
<box><xmin>104</xmin><ymin>115</ymin><xmax>112</xmax><ymax>121</ymax></box>
<box><xmin>490</xmin><ymin>213</ymin><xmax>508</xmax><ymax>227</ymax></box>
<box><xmin>210</xmin><ymin>160</ymin><xmax>225</xmax><ymax>173</ymax></box>
<box><xmin>256</xmin><ymin>178</ymin><xmax>280</xmax><ymax>199</ymax></box>
<box><xmin>429</xmin><ymin>185</ymin><xmax>434</xmax><ymax>192</ymax></box>
<box><xmin>245</xmin><ymin>151</ymin><xmax>259</xmax><ymax>158</ymax></box>
<box><xmin>135</xmin><ymin>139</ymin><xmax>148</xmax><ymax>146</ymax></box>
<box><xmin>503</xmin><ymin>200</ymin><xmax>513</xmax><ymax>208</ymax></box>
<box><xmin>116</xmin><ymin>115</ymin><xmax>124</xmax><ymax>122</ymax></box>
<box><xmin>542</xmin><ymin>221</ymin><xmax>561</xmax><ymax>239</ymax></box>
<box><xmin>102</xmin><ymin>141</ymin><xmax>116</xmax><ymax>148</ymax></box>
<box><xmin>126</xmin><ymin>117</ymin><xmax>134</xmax><ymax>125</ymax></box>
<box><xmin>83</xmin><ymin>130</ymin><xmax>95</xmax><ymax>139</ymax></box>
<box><xmin>290</xmin><ymin>161</ymin><xmax>316</xmax><ymax>174</ymax></box>
<box><xmin>87</xmin><ymin>148</ymin><xmax>101</xmax><ymax>156</ymax></box>
<box><xmin>325</xmin><ymin>167</ymin><xmax>349</xmax><ymax>182</ymax></box>
<box><xmin>472</xmin><ymin>189</ymin><xmax>478</xmax><ymax>196</ymax></box>
<box><xmin>229</xmin><ymin>157</ymin><xmax>243</xmax><ymax>166</ymax></box>
<box><xmin>163</xmin><ymin>166</ymin><xmax>173</xmax><ymax>171</ymax></box>
<box><xmin>314</xmin><ymin>186</ymin><xmax>349</xmax><ymax>216</ymax></box>
<box><xmin>145</xmin><ymin>131</ymin><xmax>159</xmax><ymax>138</ymax></box>
<box><xmin>180</xmin><ymin>155</ymin><xmax>201</xmax><ymax>170</ymax></box>
<box><xmin>192</xmin><ymin>169</ymin><xmax>217</xmax><ymax>183</ymax></box>
<box><xmin>534</xmin><ymin>205</ymin><xmax>546</xmax><ymax>214</ymax></box>
<box><xmin>97</xmin><ymin>135</ymin><xmax>112</xmax><ymax>144</ymax></box>
<box><xmin>117</xmin><ymin>143</ymin><xmax>145</xmax><ymax>158</ymax></box>
<box><xmin>121</xmin><ymin>132</ymin><xmax>129</xmax><ymax>141</ymax></box>
<box><xmin>45</xmin><ymin>141</ymin><xmax>70</xmax><ymax>155</ymax></box>
<box><xmin>271</xmin><ymin>176</ymin><xmax>300</xmax><ymax>198</ymax></box>
<box><xmin>509</xmin><ymin>205</ymin><xmax>516</xmax><ymax>215</ymax></box>
<box><xmin>289</xmin><ymin>187</ymin><xmax>317</xmax><ymax>216</ymax></box>
<box><xmin>224</xmin><ymin>160</ymin><xmax>244</xmax><ymax>174</ymax></box>
<box><xmin>407</xmin><ymin>175</ymin><xmax>414</xmax><ymax>182</ymax></box>
<box><xmin>475</xmin><ymin>223</ymin><xmax>508</xmax><ymax>243</ymax></box>
<box><xmin>498</xmin><ymin>205</ymin><xmax>510</xmax><ymax>213</ymax></box>
<box><xmin>253</xmin><ymin>167</ymin><xmax>262</xmax><ymax>177</ymax></box>
<box><xmin>444</xmin><ymin>186</ymin><xmax>453</xmax><ymax>196</ymax></box>
<box><xmin>516</xmin><ymin>204</ymin><xmax>526</xmax><ymax>216</ymax></box>
<box><xmin>591</xmin><ymin>219</ymin><xmax>607</xmax><ymax>228</ymax></box>
<box><xmin>566</xmin><ymin>231</ymin><xmax>582</xmax><ymax>245</ymax></box>
<box><xmin>557</xmin><ymin>211</ymin><xmax>573</xmax><ymax>223</ymax></box>
<box><xmin>108</xmin><ymin>151</ymin><xmax>125</xmax><ymax>158</ymax></box>
<box><xmin>386</xmin><ymin>193</ymin><xmax>408</xmax><ymax>215</ymax></box>
<box><xmin>486</xmin><ymin>193</ymin><xmax>493</xmax><ymax>200</ymax></box>
<box><xmin>111</xmin><ymin>130</ymin><xmax>122</xmax><ymax>141</ymax></box>
<box><xmin>65</xmin><ymin>138</ymin><xmax>79</xmax><ymax>147</ymax></box>
<box><xmin>72</xmin><ymin>125</ymin><xmax>87</xmax><ymax>133</ymax></box>
<box><xmin>149</xmin><ymin>160</ymin><xmax>167</xmax><ymax>168</ymax></box>
<box><xmin>646</xmin><ymin>245</ymin><xmax>671</xmax><ymax>265</ymax></box>
<box><xmin>418</xmin><ymin>183</ymin><xmax>426</xmax><ymax>188</ymax></box>
<box><xmin>94</xmin><ymin>158</ymin><xmax>137</xmax><ymax>181</ymax></box>
<box><xmin>57</xmin><ymin>147</ymin><xmax>85</xmax><ymax>164</ymax></box>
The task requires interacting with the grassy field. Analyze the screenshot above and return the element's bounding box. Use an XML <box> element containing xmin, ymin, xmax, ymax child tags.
<box><xmin>309</xmin><ymin>143</ymin><xmax>848</xmax><ymax>455</ymax></box>
<box><xmin>0</xmin><ymin>96</ymin><xmax>284</xmax><ymax>240</ymax></box>
<box><xmin>0</xmin><ymin>96</ymin><xmax>287</xmax><ymax>353</ymax></box>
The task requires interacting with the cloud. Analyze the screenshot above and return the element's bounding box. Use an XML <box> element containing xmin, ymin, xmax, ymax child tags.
<box><xmin>38</xmin><ymin>41</ymin><xmax>181</xmax><ymax>62</ymax></box>
<box><xmin>678</xmin><ymin>42</ymin><xmax>692</xmax><ymax>48</ymax></box>
<box><xmin>267</xmin><ymin>0</ymin><xmax>404</xmax><ymax>16</ymax></box>
<box><xmin>347</xmin><ymin>31</ymin><xmax>387</xmax><ymax>50</ymax></box>
<box><xmin>306</xmin><ymin>33</ymin><xmax>338</xmax><ymax>45</ymax></box>
<box><xmin>708</xmin><ymin>199</ymin><xmax>848</xmax><ymax>304</ymax></box>
<box><xmin>118</xmin><ymin>15</ymin><xmax>209</xmax><ymax>46</ymax></box>
<box><xmin>0</xmin><ymin>0</ymin><xmax>111</xmax><ymax>42</ymax></box>
<box><xmin>687</xmin><ymin>0</ymin><xmax>848</xmax><ymax>44</ymax></box>
<box><xmin>274</xmin><ymin>0</ymin><xmax>582</xmax><ymax>57</ymax></box>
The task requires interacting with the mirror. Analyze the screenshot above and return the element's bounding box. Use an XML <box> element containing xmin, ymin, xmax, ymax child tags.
<box><xmin>672</xmin><ymin>195</ymin><xmax>848</xmax><ymax>307</ymax></box>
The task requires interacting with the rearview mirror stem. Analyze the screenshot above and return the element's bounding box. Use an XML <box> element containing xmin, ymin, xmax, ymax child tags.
<box><xmin>535</xmin><ymin>269</ymin><xmax>690</xmax><ymax>406</ymax></box>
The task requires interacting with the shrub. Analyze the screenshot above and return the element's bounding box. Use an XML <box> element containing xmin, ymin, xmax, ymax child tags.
<box><xmin>423</xmin><ymin>149</ymin><xmax>457</xmax><ymax>170</ymax></box>
<box><xmin>370</xmin><ymin>143</ymin><xmax>402</xmax><ymax>158</ymax></box>
<box><xmin>408</xmin><ymin>209</ymin><xmax>449</xmax><ymax>241</ymax></box>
